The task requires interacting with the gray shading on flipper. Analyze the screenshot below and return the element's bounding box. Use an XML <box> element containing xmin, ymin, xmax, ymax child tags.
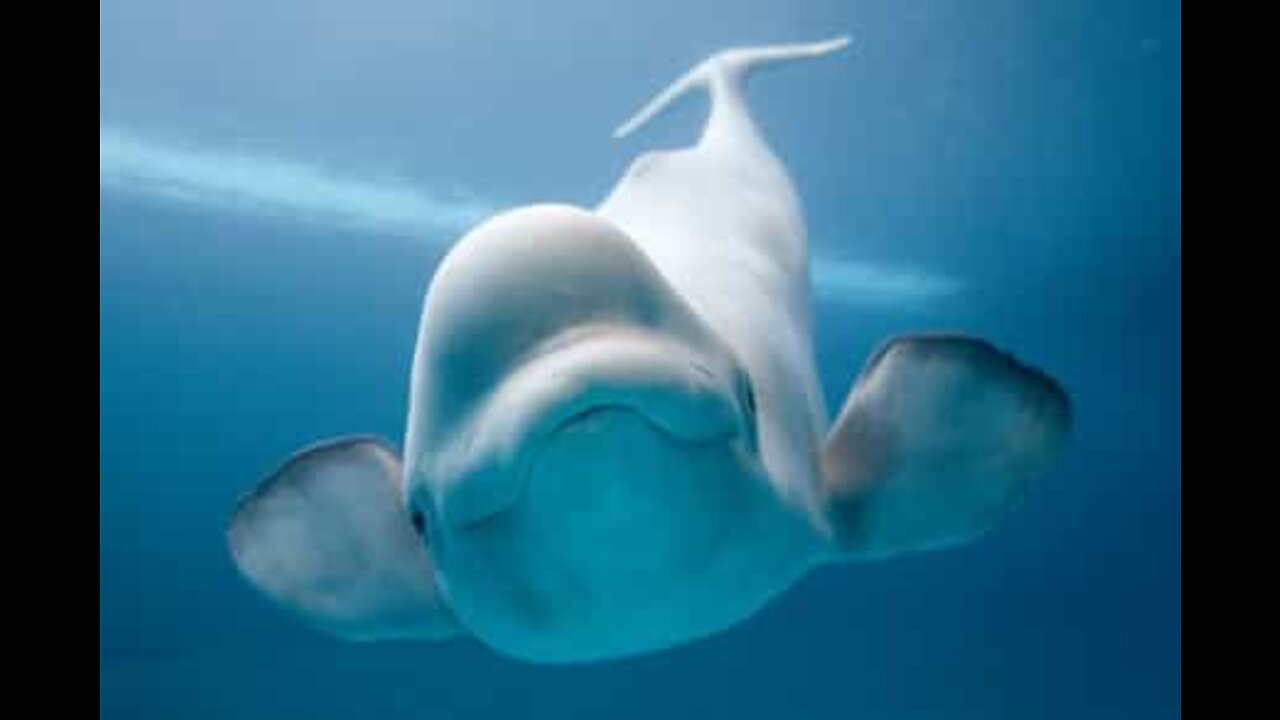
<box><xmin>818</xmin><ymin>335</ymin><xmax>1071</xmax><ymax>559</ymax></box>
<box><xmin>227</xmin><ymin>437</ymin><xmax>460</xmax><ymax>640</ymax></box>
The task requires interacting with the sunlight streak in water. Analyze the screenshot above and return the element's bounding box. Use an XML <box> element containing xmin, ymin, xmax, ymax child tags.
<box><xmin>99</xmin><ymin>126</ymin><xmax>496</xmax><ymax>236</ymax></box>
<box><xmin>100</xmin><ymin>126</ymin><xmax>959</xmax><ymax>307</ymax></box>
<box><xmin>811</xmin><ymin>259</ymin><xmax>961</xmax><ymax>308</ymax></box>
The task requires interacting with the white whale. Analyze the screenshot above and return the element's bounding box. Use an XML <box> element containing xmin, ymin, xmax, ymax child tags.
<box><xmin>227</xmin><ymin>37</ymin><xmax>1070</xmax><ymax>663</ymax></box>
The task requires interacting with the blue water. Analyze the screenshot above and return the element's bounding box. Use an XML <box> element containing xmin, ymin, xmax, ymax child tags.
<box><xmin>101</xmin><ymin>1</ymin><xmax>1180</xmax><ymax>717</ymax></box>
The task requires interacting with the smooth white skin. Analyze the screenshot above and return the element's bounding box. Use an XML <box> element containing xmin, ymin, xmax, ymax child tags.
<box><xmin>402</xmin><ymin>41</ymin><xmax>850</xmax><ymax>662</ymax></box>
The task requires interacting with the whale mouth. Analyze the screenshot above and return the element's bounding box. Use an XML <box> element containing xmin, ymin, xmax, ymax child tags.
<box><xmin>434</xmin><ymin>325</ymin><xmax>753</xmax><ymax>530</ymax></box>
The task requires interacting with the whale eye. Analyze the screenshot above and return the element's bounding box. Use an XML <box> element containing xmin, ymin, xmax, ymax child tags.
<box><xmin>409</xmin><ymin>508</ymin><xmax>426</xmax><ymax>537</ymax></box>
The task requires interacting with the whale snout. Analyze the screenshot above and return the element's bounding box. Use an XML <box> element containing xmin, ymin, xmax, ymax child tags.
<box><xmin>436</xmin><ymin>326</ymin><xmax>755</xmax><ymax>530</ymax></box>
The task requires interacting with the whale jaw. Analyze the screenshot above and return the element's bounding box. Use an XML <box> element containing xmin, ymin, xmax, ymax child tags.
<box><xmin>429</xmin><ymin>400</ymin><xmax>790</xmax><ymax>664</ymax></box>
<box><xmin>411</xmin><ymin>325</ymin><xmax>788</xmax><ymax>663</ymax></box>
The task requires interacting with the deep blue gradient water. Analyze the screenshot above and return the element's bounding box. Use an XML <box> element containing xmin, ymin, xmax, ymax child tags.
<box><xmin>101</xmin><ymin>1</ymin><xmax>1180</xmax><ymax>717</ymax></box>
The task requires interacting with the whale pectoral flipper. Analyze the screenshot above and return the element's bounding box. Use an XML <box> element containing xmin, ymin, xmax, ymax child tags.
<box><xmin>227</xmin><ymin>437</ymin><xmax>460</xmax><ymax>641</ymax></box>
<box><xmin>819</xmin><ymin>335</ymin><xmax>1071</xmax><ymax>559</ymax></box>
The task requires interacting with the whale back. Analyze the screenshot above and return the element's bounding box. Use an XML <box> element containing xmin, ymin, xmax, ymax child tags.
<box><xmin>598</xmin><ymin>39</ymin><xmax>850</xmax><ymax>517</ymax></box>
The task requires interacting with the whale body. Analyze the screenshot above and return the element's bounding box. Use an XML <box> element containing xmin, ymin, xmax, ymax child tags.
<box><xmin>228</xmin><ymin>38</ymin><xmax>1070</xmax><ymax>663</ymax></box>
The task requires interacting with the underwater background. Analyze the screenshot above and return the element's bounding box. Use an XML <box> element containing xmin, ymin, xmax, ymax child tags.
<box><xmin>100</xmin><ymin>1</ymin><xmax>1181</xmax><ymax>717</ymax></box>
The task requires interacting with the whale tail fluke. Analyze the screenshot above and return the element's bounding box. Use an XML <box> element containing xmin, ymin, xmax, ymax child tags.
<box><xmin>612</xmin><ymin>36</ymin><xmax>851</xmax><ymax>140</ymax></box>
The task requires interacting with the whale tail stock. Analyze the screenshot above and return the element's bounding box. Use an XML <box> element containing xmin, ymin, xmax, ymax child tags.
<box><xmin>611</xmin><ymin>36</ymin><xmax>852</xmax><ymax>141</ymax></box>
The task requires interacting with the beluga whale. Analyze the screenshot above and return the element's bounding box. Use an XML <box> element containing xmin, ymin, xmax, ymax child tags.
<box><xmin>228</xmin><ymin>37</ymin><xmax>1070</xmax><ymax>663</ymax></box>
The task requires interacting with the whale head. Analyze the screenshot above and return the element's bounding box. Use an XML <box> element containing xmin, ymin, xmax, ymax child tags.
<box><xmin>400</xmin><ymin>204</ymin><xmax>781</xmax><ymax>661</ymax></box>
